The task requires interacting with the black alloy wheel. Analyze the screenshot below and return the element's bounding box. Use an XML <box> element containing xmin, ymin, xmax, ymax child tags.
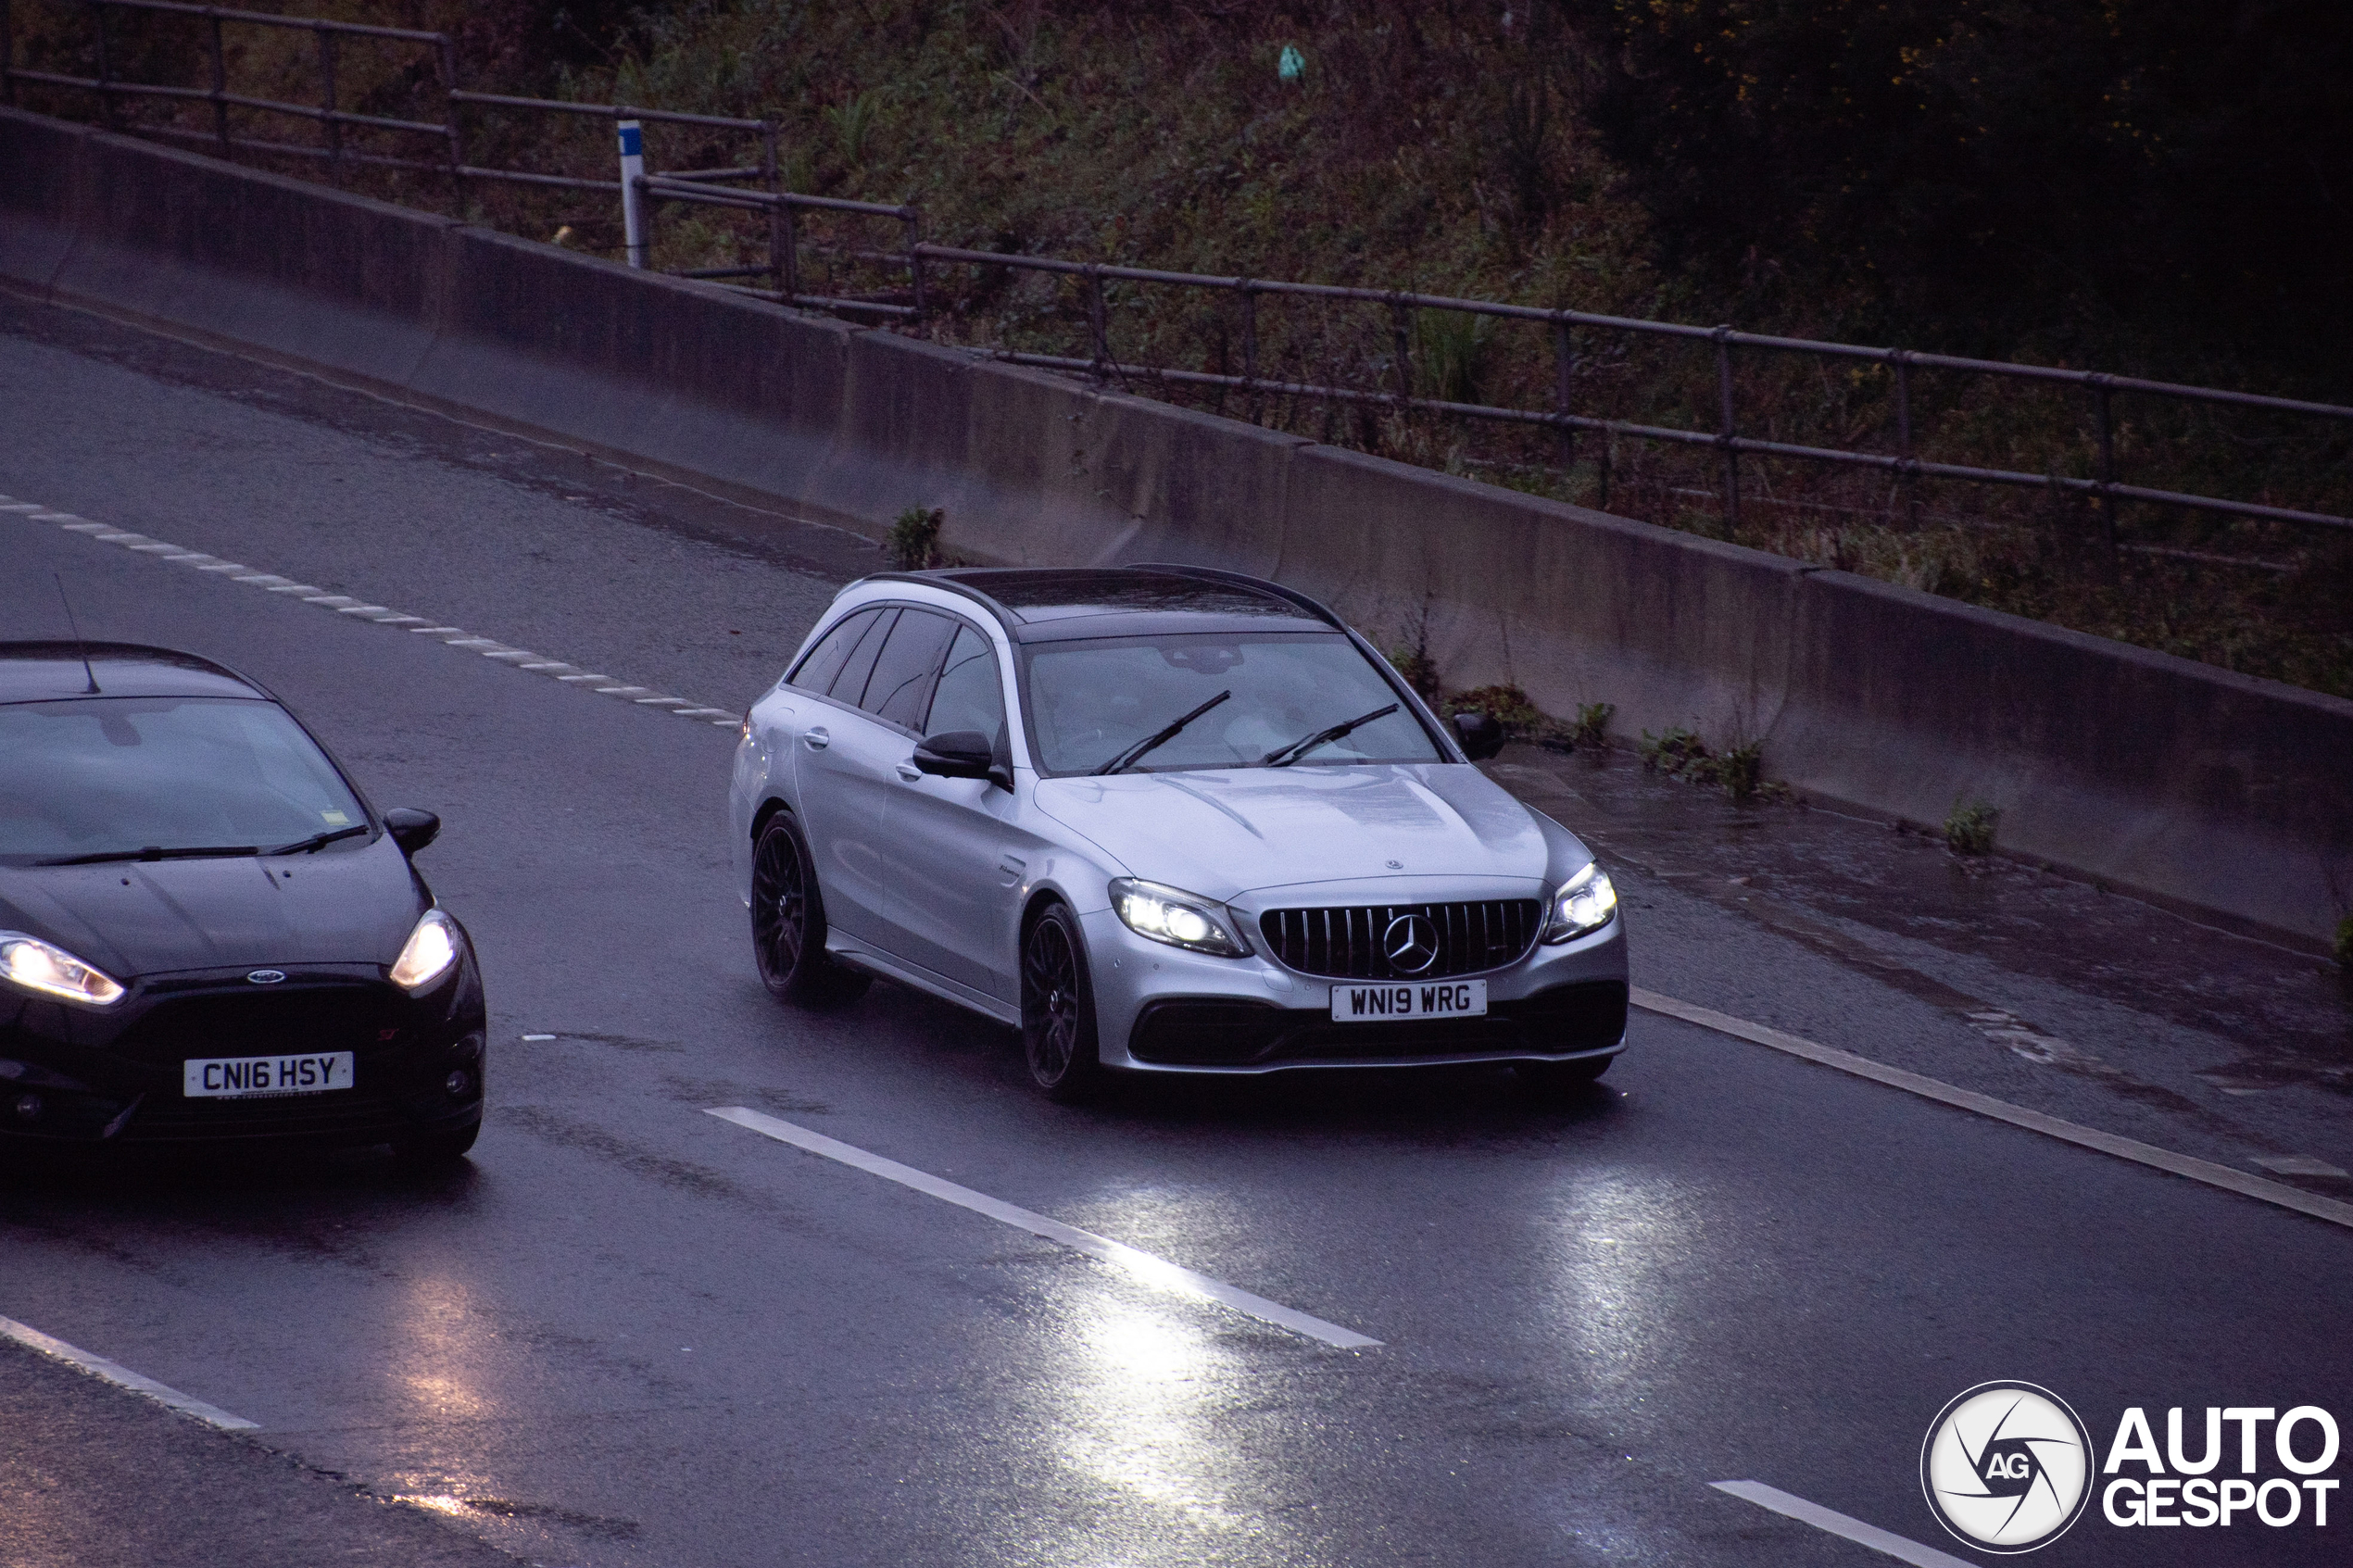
<box><xmin>751</xmin><ymin>814</ymin><xmax>870</xmax><ymax>1008</ymax></box>
<box><xmin>1022</xmin><ymin>904</ymin><xmax>1105</xmax><ymax>1101</ymax></box>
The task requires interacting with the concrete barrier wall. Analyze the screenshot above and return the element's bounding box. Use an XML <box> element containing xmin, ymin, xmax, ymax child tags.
<box><xmin>4</xmin><ymin>107</ymin><xmax>2347</xmax><ymax>945</ymax></box>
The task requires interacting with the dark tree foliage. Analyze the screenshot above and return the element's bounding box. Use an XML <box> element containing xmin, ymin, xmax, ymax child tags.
<box><xmin>1562</xmin><ymin>0</ymin><xmax>2353</xmax><ymax>353</ymax></box>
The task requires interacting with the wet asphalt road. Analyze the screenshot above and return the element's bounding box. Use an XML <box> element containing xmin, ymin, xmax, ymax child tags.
<box><xmin>2</xmin><ymin>295</ymin><xmax>2349</xmax><ymax>1568</ymax></box>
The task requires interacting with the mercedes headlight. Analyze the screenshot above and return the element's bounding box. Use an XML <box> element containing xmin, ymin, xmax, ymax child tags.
<box><xmin>1110</xmin><ymin>879</ymin><xmax>1251</xmax><ymax>958</ymax></box>
<box><xmin>1541</xmin><ymin>862</ymin><xmax>1617</xmax><ymax>943</ymax></box>
<box><xmin>390</xmin><ymin>909</ymin><xmax>461</xmax><ymax>992</ymax></box>
<box><xmin>0</xmin><ymin>932</ymin><xmax>126</xmax><ymax>1007</ymax></box>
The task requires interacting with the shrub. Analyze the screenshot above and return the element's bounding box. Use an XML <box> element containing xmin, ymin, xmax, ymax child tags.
<box><xmin>1449</xmin><ymin>684</ymin><xmax>1544</xmax><ymax>735</ymax></box>
<box><xmin>888</xmin><ymin>506</ymin><xmax>944</xmax><ymax>571</ymax></box>
<box><xmin>1641</xmin><ymin>726</ymin><xmax>1714</xmax><ymax>782</ymax></box>
<box><xmin>1944</xmin><ymin>797</ymin><xmax>1999</xmax><ymax>856</ymax></box>
<box><xmin>1386</xmin><ymin>644</ymin><xmax>1441</xmax><ymax>701</ymax></box>
<box><xmin>1718</xmin><ymin>740</ymin><xmax>1764</xmax><ymax>805</ymax></box>
<box><xmin>1572</xmin><ymin>701</ymin><xmax>1614</xmax><ymax>748</ymax></box>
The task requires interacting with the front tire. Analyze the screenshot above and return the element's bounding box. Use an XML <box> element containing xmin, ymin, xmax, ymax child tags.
<box><xmin>751</xmin><ymin>813</ymin><xmax>871</xmax><ymax>1009</ymax></box>
<box><xmin>1022</xmin><ymin>904</ymin><xmax>1105</xmax><ymax>1102</ymax></box>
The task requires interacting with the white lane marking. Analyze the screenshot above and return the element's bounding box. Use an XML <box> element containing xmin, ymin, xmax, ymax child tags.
<box><xmin>0</xmin><ymin>1313</ymin><xmax>259</xmax><ymax>1432</ymax></box>
<box><xmin>1711</xmin><ymin>1481</ymin><xmax>1972</xmax><ymax>1568</ymax></box>
<box><xmin>1634</xmin><ymin>989</ymin><xmax>2353</xmax><ymax>1231</ymax></box>
<box><xmin>707</xmin><ymin>1106</ymin><xmax>1383</xmax><ymax>1350</ymax></box>
<box><xmin>19</xmin><ymin>503</ymin><xmax>744</xmax><ymax>726</ymax></box>
<box><xmin>520</xmin><ymin>1033</ymin><xmax>556</xmax><ymax>1041</ymax></box>
<box><xmin>2256</xmin><ymin>1154</ymin><xmax>2350</xmax><ymax>1178</ymax></box>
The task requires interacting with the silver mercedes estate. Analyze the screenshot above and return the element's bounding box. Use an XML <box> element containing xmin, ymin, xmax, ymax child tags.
<box><xmin>726</xmin><ymin>566</ymin><xmax>1628</xmax><ymax>1099</ymax></box>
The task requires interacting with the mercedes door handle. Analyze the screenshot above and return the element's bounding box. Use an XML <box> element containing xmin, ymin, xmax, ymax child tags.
<box><xmin>895</xmin><ymin>762</ymin><xmax>924</xmax><ymax>782</ymax></box>
<box><xmin>802</xmin><ymin>728</ymin><xmax>829</xmax><ymax>751</ymax></box>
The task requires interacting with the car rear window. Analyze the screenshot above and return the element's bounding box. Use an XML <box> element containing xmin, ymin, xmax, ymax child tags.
<box><xmin>0</xmin><ymin>697</ymin><xmax>368</xmax><ymax>863</ymax></box>
<box><xmin>787</xmin><ymin>607</ymin><xmax>885</xmax><ymax>696</ymax></box>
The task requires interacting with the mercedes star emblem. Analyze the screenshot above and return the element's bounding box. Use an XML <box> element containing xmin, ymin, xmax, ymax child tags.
<box><xmin>1382</xmin><ymin>913</ymin><xmax>1440</xmax><ymax>975</ymax></box>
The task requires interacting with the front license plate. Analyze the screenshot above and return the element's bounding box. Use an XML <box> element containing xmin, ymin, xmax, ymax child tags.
<box><xmin>1329</xmin><ymin>979</ymin><xmax>1488</xmax><ymax>1022</ymax></box>
<box><xmin>182</xmin><ymin>1052</ymin><xmax>355</xmax><ymax>1098</ymax></box>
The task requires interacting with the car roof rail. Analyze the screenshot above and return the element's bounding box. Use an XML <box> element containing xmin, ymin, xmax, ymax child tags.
<box><xmin>1123</xmin><ymin>563</ymin><xmax>1345</xmax><ymax>629</ymax></box>
<box><xmin>861</xmin><ymin>571</ymin><xmax>1024</xmax><ymax>635</ymax></box>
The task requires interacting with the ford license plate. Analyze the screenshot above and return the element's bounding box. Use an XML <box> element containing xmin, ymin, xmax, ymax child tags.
<box><xmin>1329</xmin><ymin>979</ymin><xmax>1487</xmax><ymax>1023</ymax></box>
<box><xmin>182</xmin><ymin>1052</ymin><xmax>355</xmax><ymax>1098</ymax></box>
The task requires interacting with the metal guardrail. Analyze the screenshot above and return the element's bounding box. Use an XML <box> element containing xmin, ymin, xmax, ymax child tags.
<box><xmin>8</xmin><ymin>0</ymin><xmax>2349</xmax><ymax>538</ymax></box>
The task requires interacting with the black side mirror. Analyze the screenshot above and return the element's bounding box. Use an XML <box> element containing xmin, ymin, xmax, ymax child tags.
<box><xmin>383</xmin><ymin>807</ymin><xmax>441</xmax><ymax>855</ymax></box>
<box><xmin>1452</xmin><ymin>709</ymin><xmax>1506</xmax><ymax>762</ymax></box>
<box><xmin>912</xmin><ymin>731</ymin><xmax>995</xmax><ymax>782</ymax></box>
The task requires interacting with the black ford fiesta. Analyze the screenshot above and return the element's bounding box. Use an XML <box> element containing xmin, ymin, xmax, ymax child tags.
<box><xmin>0</xmin><ymin>642</ymin><xmax>484</xmax><ymax>1163</ymax></box>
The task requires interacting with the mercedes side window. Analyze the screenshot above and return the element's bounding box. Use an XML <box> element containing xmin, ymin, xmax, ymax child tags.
<box><xmin>787</xmin><ymin>607</ymin><xmax>884</xmax><ymax>696</ymax></box>
<box><xmin>827</xmin><ymin>608</ymin><xmax>900</xmax><ymax>708</ymax></box>
<box><xmin>862</xmin><ymin>609</ymin><xmax>960</xmax><ymax>730</ymax></box>
<box><xmin>924</xmin><ymin>626</ymin><xmax>1006</xmax><ymax>745</ymax></box>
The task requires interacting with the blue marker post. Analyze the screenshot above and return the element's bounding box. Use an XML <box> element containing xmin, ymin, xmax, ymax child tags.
<box><xmin>617</xmin><ymin>119</ymin><xmax>648</xmax><ymax>269</ymax></box>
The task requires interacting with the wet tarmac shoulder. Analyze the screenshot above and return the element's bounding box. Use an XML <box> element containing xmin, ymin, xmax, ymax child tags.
<box><xmin>0</xmin><ymin>1338</ymin><xmax>523</xmax><ymax>1568</ymax></box>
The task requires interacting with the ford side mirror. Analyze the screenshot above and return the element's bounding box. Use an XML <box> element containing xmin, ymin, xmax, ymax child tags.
<box><xmin>383</xmin><ymin>807</ymin><xmax>441</xmax><ymax>855</ymax></box>
<box><xmin>912</xmin><ymin>731</ymin><xmax>995</xmax><ymax>782</ymax></box>
<box><xmin>1452</xmin><ymin>710</ymin><xmax>1506</xmax><ymax>762</ymax></box>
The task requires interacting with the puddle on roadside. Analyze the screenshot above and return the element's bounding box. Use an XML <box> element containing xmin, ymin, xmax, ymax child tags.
<box><xmin>1485</xmin><ymin>743</ymin><xmax>2353</xmax><ymax>1097</ymax></box>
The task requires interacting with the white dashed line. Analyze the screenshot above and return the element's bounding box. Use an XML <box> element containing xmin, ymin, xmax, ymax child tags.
<box><xmin>0</xmin><ymin>1313</ymin><xmax>258</xmax><ymax>1432</ymax></box>
<box><xmin>11</xmin><ymin>495</ymin><xmax>743</xmax><ymax>727</ymax></box>
<box><xmin>708</xmin><ymin>1106</ymin><xmax>1382</xmax><ymax>1350</ymax></box>
<box><xmin>1710</xmin><ymin>1482</ymin><xmax>1972</xmax><ymax>1568</ymax></box>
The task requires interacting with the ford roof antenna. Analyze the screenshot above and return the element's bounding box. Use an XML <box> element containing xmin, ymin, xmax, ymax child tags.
<box><xmin>54</xmin><ymin>572</ymin><xmax>100</xmax><ymax>693</ymax></box>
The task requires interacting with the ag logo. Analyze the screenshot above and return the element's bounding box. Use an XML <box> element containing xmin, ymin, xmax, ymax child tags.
<box><xmin>1920</xmin><ymin>1382</ymin><xmax>2093</xmax><ymax>1553</ymax></box>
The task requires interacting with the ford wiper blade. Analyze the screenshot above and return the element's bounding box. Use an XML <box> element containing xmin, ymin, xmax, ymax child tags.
<box><xmin>267</xmin><ymin>824</ymin><xmax>371</xmax><ymax>856</ymax></box>
<box><xmin>36</xmin><ymin>845</ymin><xmax>260</xmax><ymax>866</ymax></box>
<box><xmin>1095</xmin><ymin>690</ymin><xmax>1231</xmax><ymax>775</ymax></box>
<box><xmin>1261</xmin><ymin>703</ymin><xmax>1399</xmax><ymax>768</ymax></box>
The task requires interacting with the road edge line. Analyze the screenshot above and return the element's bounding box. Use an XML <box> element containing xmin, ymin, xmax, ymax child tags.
<box><xmin>1633</xmin><ymin>988</ymin><xmax>2353</xmax><ymax>1232</ymax></box>
<box><xmin>705</xmin><ymin>1107</ymin><xmax>1382</xmax><ymax>1349</ymax></box>
<box><xmin>1709</xmin><ymin>1480</ymin><xmax>1975</xmax><ymax>1568</ymax></box>
<box><xmin>0</xmin><ymin>1313</ymin><xmax>259</xmax><ymax>1431</ymax></box>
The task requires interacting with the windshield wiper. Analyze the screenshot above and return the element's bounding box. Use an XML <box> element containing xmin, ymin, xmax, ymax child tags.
<box><xmin>267</xmin><ymin>824</ymin><xmax>371</xmax><ymax>856</ymax></box>
<box><xmin>35</xmin><ymin>845</ymin><xmax>260</xmax><ymax>867</ymax></box>
<box><xmin>1260</xmin><ymin>703</ymin><xmax>1400</xmax><ymax>768</ymax></box>
<box><xmin>1094</xmin><ymin>690</ymin><xmax>1231</xmax><ymax>776</ymax></box>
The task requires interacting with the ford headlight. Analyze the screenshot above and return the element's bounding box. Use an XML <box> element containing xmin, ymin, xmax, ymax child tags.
<box><xmin>1541</xmin><ymin>863</ymin><xmax>1617</xmax><ymax>943</ymax></box>
<box><xmin>1110</xmin><ymin>879</ymin><xmax>1250</xmax><ymax>958</ymax></box>
<box><xmin>0</xmin><ymin>932</ymin><xmax>126</xmax><ymax>1007</ymax></box>
<box><xmin>390</xmin><ymin>909</ymin><xmax>461</xmax><ymax>992</ymax></box>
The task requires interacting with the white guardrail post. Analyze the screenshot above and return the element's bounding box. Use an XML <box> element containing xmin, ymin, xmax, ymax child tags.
<box><xmin>617</xmin><ymin>118</ymin><xmax>647</xmax><ymax>268</ymax></box>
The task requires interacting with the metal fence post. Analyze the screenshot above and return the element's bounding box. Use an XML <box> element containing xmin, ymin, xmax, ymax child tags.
<box><xmin>1892</xmin><ymin>348</ymin><xmax>1919</xmax><ymax>527</ymax></box>
<box><xmin>1552</xmin><ymin>315</ymin><xmax>1576</xmax><ymax>476</ymax></box>
<box><xmin>617</xmin><ymin>119</ymin><xmax>648</xmax><ymax>268</ymax></box>
<box><xmin>905</xmin><ymin>211</ymin><xmax>925</xmax><ymax>332</ymax></box>
<box><xmin>91</xmin><ymin>0</ymin><xmax>117</xmax><ymax>131</ymax></box>
<box><xmin>1390</xmin><ymin>298</ymin><xmax>1413</xmax><ymax>415</ymax></box>
<box><xmin>1</xmin><ymin>0</ymin><xmax>13</xmax><ymax>110</ymax></box>
<box><xmin>1715</xmin><ymin>324</ymin><xmax>1740</xmax><ymax>529</ymax></box>
<box><xmin>1598</xmin><ymin>428</ymin><xmax>1613</xmax><ymax>513</ymax></box>
<box><xmin>2093</xmin><ymin>374</ymin><xmax>2118</xmax><ymax>547</ymax></box>
<box><xmin>1238</xmin><ymin>281</ymin><xmax>1258</xmax><ymax>421</ymax></box>
<box><xmin>436</xmin><ymin>34</ymin><xmax>466</xmax><ymax>207</ymax></box>
<box><xmin>206</xmin><ymin>10</ymin><xmax>228</xmax><ymax>152</ymax></box>
<box><xmin>760</xmin><ymin>122</ymin><xmax>786</xmax><ymax>296</ymax></box>
<box><xmin>316</xmin><ymin>25</ymin><xmax>342</xmax><ymax>182</ymax></box>
<box><xmin>1086</xmin><ymin>264</ymin><xmax>1108</xmax><ymax>377</ymax></box>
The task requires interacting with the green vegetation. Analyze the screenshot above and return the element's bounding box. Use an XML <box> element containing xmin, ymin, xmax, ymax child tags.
<box><xmin>887</xmin><ymin>506</ymin><xmax>944</xmax><ymax>571</ymax></box>
<box><xmin>11</xmin><ymin>1</ymin><xmax>2346</xmax><ymax>696</ymax></box>
<box><xmin>1944</xmin><ymin>798</ymin><xmax>2001</xmax><ymax>858</ymax></box>
<box><xmin>1571</xmin><ymin>701</ymin><xmax>1614</xmax><ymax>748</ymax></box>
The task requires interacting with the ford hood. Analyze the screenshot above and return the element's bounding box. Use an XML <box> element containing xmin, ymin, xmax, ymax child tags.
<box><xmin>0</xmin><ymin>836</ymin><xmax>427</xmax><ymax>980</ymax></box>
